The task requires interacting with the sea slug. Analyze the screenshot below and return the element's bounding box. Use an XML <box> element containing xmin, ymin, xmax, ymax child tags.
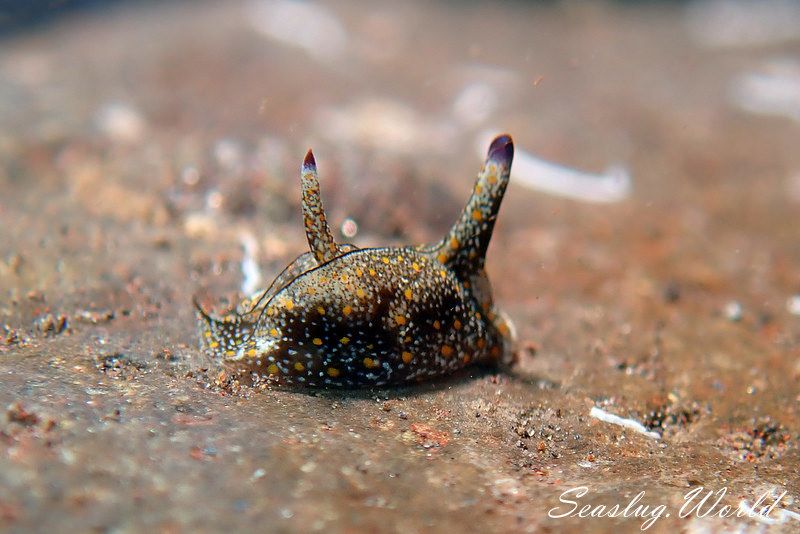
<box><xmin>196</xmin><ymin>135</ymin><xmax>515</xmax><ymax>387</ymax></box>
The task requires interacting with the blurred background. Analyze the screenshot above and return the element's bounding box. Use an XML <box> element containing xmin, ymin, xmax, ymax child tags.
<box><xmin>1</xmin><ymin>1</ymin><xmax>799</xmax><ymax>532</ymax></box>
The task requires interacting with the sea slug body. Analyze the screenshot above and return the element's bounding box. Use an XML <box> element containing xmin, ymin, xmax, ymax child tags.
<box><xmin>196</xmin><ymin>135</ymin><xmax>515</xmax><ymax>387</ymax></box>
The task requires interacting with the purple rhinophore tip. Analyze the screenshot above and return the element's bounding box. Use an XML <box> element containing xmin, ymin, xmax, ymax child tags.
<box><xmin>303</xmin><ymin>149</ymin><xmax>316</xmax><ymax>170</ymax></box>
<box><xmin>487</xmin><ymin>134</ymin><xmax>514</xmax><ymax>163</ymax></box>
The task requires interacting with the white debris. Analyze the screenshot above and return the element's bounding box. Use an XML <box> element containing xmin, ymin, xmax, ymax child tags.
<box><xmin>449</xmin><ymin>64</ymin><xmax>520</xmax><ymax>127</ymax></box>
<box><xmin>452</xmin><ymin>82</ymin><xmax>499</xmax><ymax>126</ymax></box>
<box><xmin>248</xmin><ymin>0</ymin><xmax>348</xmax><ymax>61</ymax></box>
<box><xmin>787</xmin><ymin>295</ymin><xmax>800</xmax><ymax>316</ymax></box>
<box><xmin>724</xmin><ymin>301</ymin><xmax>743</xmax><ymax>322</ymax></box>
<box><xmin>239</xmin><ymin>231</ymin><xmax>262</xmax><ymax>296</ymax></box>
<box><xmin>686</xmin><ymin>0</ymin><xmax>800</xmax><ymax>48</ymax></box>
<box><xmin>477</xmin><ymin>133</ymin><xmax>630</xmax><ymax>203</ymax></box>
<box><xmin>589</xmin><ymin>407</ymin><xmax>661</xmax><ymax>440</ymax></box>
<box><xmin>214</xmin><ymin>138</ymin><xmax>244</xmax><ymax>171</ymax></box>
<box><xmin>181</xmin><ymin>166</ymin><xmax>200</xmax><ymax>186</ymax></box>
<box><xmin>729</xmin><ymin>60</ymin><xmax>800</xmax><ymax>122</ymax></box>
<box><xmin>95</xmin><ymin>102</ymin><xmax>146</xmax><ymax>144</ymax></box>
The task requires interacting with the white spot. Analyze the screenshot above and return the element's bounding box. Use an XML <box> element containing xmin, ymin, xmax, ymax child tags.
<box><xmin>205</xmin><ymin>189</ymin><xmax>224</xmax><ymax>210</ymax></box>
<box><xmin>477</xmin><ymin>132</ymin><xmax>631</xmax><ymax>203</ymax></box>
<box><xmin>452</xmin><ymin>82</ymin><xmax>498</xmax><ymax>126</ymax></box>
<box><xmin>214</xmin><ymin>138</ymin><xmax>243</xmax><ymax>171</ymax></box>
<box><xmin>787</xmin><ymin>295</ymin><xmax>800</xmax><ymax>316</ymax></box>
<box><xmin>95</xmin><ymin>102</ymin><xmax>145</xmax><ymax>144</ymax></box>
<box><xmin>181</xmin><ymin>166</ymin><xmax>200</xmax><ymax>186</ymax></box>
<box><xmin>240</xmin><ymin>231</ymin><xmax>262</xmax><ymax>296</ymax></box>
<box><xmin>341</xmin><ymin>218</ymin><xmax>358</xmax><ymax>238</ymax></box>
<box><xmin>589</xmin><ymin>406</ymin><xmax>661</xmax><ymax>440</ymax></box>
<box><xmin>729</xmin><ymin>59</ymin><xmax>800</xmax><ymax>122</ymax></box>
<box><xmin>256</xmin><ymin>336</ymin><xmax>280</xmax><ymax>354</ymax></box>
<box><xmin>248</xmin><ymin>0</ymin><xmax>348</xmax><ymax>61</ymax></box>
<box><xmin>724</xmin><ymin>301</ymin><xmax>743</xmax><ymax>322</ymax></box>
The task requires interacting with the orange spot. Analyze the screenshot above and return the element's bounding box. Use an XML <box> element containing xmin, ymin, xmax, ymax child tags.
<box><xmin>209</xmin><ymin>341</ymin><xmax>219</xmax><ymax>348</ymax></box>
<box><xmin>472</xmin><ymin>209</ymin><xmax>483</xmax><ymax>221</ymax></box>
<box><xmin>363</xmin><ymin>357</ymin><xmax>377</xmax><ymax>369</ymax></box>
<box><xmin>343</xmin><ymin>305</ymin><xmax>353</xmax><ymax>316</ymax></box>
<box><xmin>284</xmin><ymin>299</ymin><xmax>294</xmax><ymax>311</ymax></box>
<box><xmin>355</xmin><ymin>268</ymin><xmax>364</xmax><ymax>277</ymax></box>
<box><xmin>439</xmin><ymin>270</ymin><xmax>447</xmax><ymax>279</ymax></box>
<box><xmin>267</xmin><ymin>363</ymin><xmax>279</xmax><ymax>375</ymax></box>
<box><xmin>454</xmin><ymin>319</ymin><xmax>462</xmax><ymax>330</ymax></box>
<box><xmin>247</xmin><ymin>349</ymin><xmax>257</xmax><ymax>357</ymax></box>
<box><xmin>369</xmin><ymin>268</ymin><xmax>377</xmax><ymax>276</ymax></box>
<box><xmin>396</xmin><ymin>255</ymin><xmax>404</xmax><ymax>263</ymax></box>
<box><xmin>475</xmin><ymin>183</ymin><xmax>483</xmax><ymax>194</ymax></box>
<box><xmin>312</xmin><ymin>338</ymin><xmax>323</xmax><ymax>346</ymax></box>
<box><xmin>382</xmin><ymin>257</ymin><xmax>390</xmax><ymax>264</ymax></box>
<box><xmin>395</xmin><ymin>315</ymin><xmax>407</xmax><ymax>325</ymax></box>
<box><xmin>327</xmin><ymin>367</ymin><xmax>340</xmax><ymax>377</ymax></box>
<box><xmin>449</xmin><ymin>237</ymin><xmax>460</xmax><ymax>250</ymax></box>
<box><xmin>340</xmin><ymin>273</ymin><xmax>349</xmax><ymax>282</ymax></box>
<box><xmin>404</xmin><ymin>288</ymin><xmax>413</xmax><ymax>300</ymax></box>
<box><xmin>476</xmin><ymin>338</ymin><xmax>486</xmax><ymax>349</ymax></box>
<box><xmin>269</xmin><ymin>328</ymin><xmax>278</xmax><ymax>337</ymax></box>
<box><xmin>294</xmin><ymin>362</ymin><xmax>305</xmax><ymax>372</ymax></box>
<box><xmin>356</xmin><ymin>288</ymin><xmax>366</xmax><ymax>298</ymax></box>
<box><xmin>488</xmin><ymin>173</ymin><xmax>498</xmax><ymax>185</ymax></box>
<box><xmin>317</xmin><ymin>306</ymin><xmax>326</xmax><ymax>315</ymax></box>
<box><xmin>402</xmin><ymin>351</ymin><xmax>413</xmax><ymax>364</ymax></box>
<box><xmin>498</xmin><ymin>323</ymin><xmax>510</xmax><ymax>336</ymax></box>
<box><xmin>433</xmin><ymin>320</ymin><xmax>441</xmax><ymax>330</ymax></box>
<box><xmin>441</xmin><ymin>345</ymin><xmax>454</xmax><ymax>357</ymax></box>
<box><xmin>340</xmin><ymin>336</ymin><xmax>350</xmax><ymax>345</ymax></box>
<box><xmin>437</xmin><ymin>253</ymin><xmax>448</xmax><ymax>264</ymax></box>
<box><xmin>491</xmin><ymin>346</ymin><xmax>501</xmax><ymax>358</ymax></box>
<box><xmin>463</xmin><ymin>354</ymin><xmax>472</xmax><ymax>364</ymax></box>
<box><xmin>412</xmin><ymin>262</ymin><xmax>421</xmax><ymax>272</ymax></box>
